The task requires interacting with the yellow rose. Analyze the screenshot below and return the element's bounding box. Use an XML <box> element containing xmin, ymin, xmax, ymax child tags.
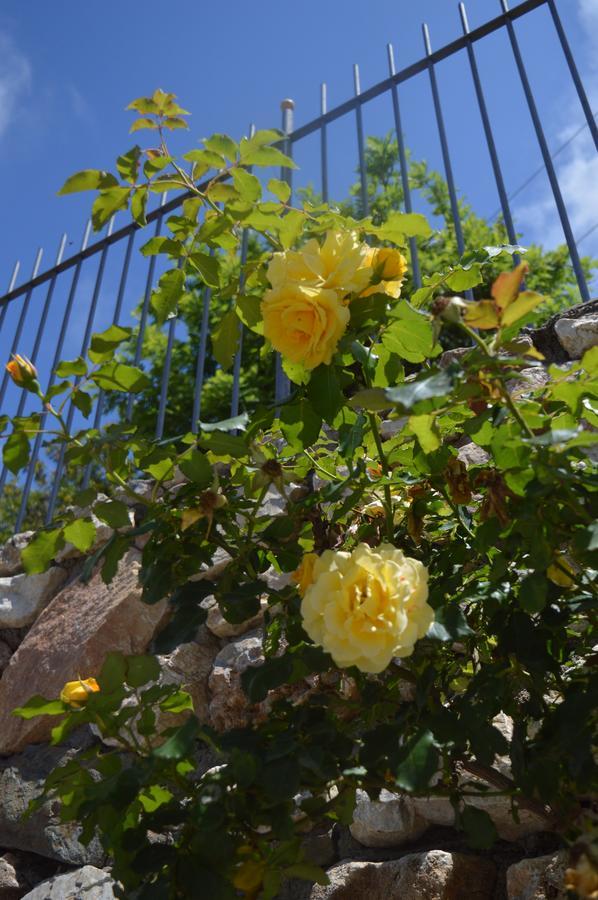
<box><xmin>301</xmin><ymin>543</ymin><xmax>433</xmax><ymax>674</ymax></box>
<box><xmin>60</xmin><ymin>677</ymin><xmax>100</xmax><ymax>708</ymax></box>
<box><xmin>292</xmin><ymin>552</ymin><xmax>318</xmax><ymax>596</ymax></box>
<box><xmin>361</xmin><ymin>247</ymin><xmax>407</xmax><ymax>299</ymax></box>
<box><xmin>5</xmin><ymin>354</ymin><xmax>38</xmax><ymax>387</ymax></box>
<box><xmin>267</xmin><ymin>230</ymin><xmax>371</xmax><ymax>297</ymax></box>
<box><xmin>565</xmin><ymin>855</ymin><xmax>598</xmax><ymax>899</ymax></box>
<box><xmin>261</xmin><ymin>283</ymin><xmax>349</xmax><ymax>370</ymax></box>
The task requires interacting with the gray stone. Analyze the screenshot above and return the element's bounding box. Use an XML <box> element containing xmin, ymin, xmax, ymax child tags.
<box><xmin>21</xmin><ymin>866</ymin><xmax>116</xmax><ymax>900</ymax></box>
<box><xmin>0</xmin><ymin>850</ymin><xmax>58</xmax><ymax>899</ymax></box>
<box><xmin>0</xmin><ymin>533</ymin><xmax>33</xmax><ymax>578</ymax></box>
<box><xmin>412</xmin><ymin>790</ymin><xmax>544</xmax><ymax>841</ymax></box>
<box><xmin>380</xmin><ymin>418</ymin><xmax>407</xmax><ymax>440</ymax></box>
<box><xmin>555</xmin><ymin>314</ymin><xmax>598</xmax><ymax>360</ymax></box>
<box><xmin>349</xmin><ymin>789</ymin><xmax>427</xmax><ymax>848</ymax></box>
<box><xmin>0</xmin><ymin>568</ymin><xmax>67</xmax><ymax>629</ymax></box>
<box><xmin>508</xmin><ymin>367</ymin><xmax>549</xmax><ymax>397</ymax></box>
<box><xmin>158</xmin><ymin>626</ymin><xmax>220</xmax><ymax>722</ymax></box>
<box><xmin>310</xmin><ymin>850</ymin><xmax>496</xmax><ymax>899</ymax></box>
<box><xmin>0</xmin><ymin>639</ymin><xmax>12</xmax><ymax>674</ymax></box>
<box><xmin>202</xmin><ymin>594</ymin><xmax>266</xmax><ymax>639</ymax></box>
<box><xmin>208</xmin><ymin>630</ymin><xmax>264</xmax><ymax>731</ymax></box>
<box><xmin>506</xmin><ymin>852</ymin><xmax>568</xmax><ymax>900</ymax></box>
<box><xmin>0</xmin><ymin>736</ymin><xmax>105</xmax><ymax>866</ymax></box>
<box><xmin>0</xmin><ymin>854</ymin><xmax>20</xmax><ymax>899</ymax></box>
<box><xmin>457</xmin><ymin>442</ymin><xmax>490</xmax><ymax>468</ymax></box>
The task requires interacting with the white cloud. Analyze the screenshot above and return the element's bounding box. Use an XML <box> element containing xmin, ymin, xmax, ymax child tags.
<box><xmin>0</xmin><ymin>32</ymin><xmax>32</xmax><ymax>139</ymax></box>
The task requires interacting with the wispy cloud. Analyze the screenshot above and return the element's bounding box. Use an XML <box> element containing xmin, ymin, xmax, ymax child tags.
<box><xmin>0</xmin><ymin>31</ymin><xmax>32</xmax><ymax>139</ymax></box>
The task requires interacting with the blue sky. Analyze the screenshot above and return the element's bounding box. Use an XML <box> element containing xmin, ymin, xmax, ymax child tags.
<box><xmin>0</xmin><ymin>0</ymin><xmax>596</xmax><ymax>421</ymax></box>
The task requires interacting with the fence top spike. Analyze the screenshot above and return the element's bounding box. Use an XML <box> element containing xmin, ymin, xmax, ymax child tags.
<box><xmin>353</xmin><ymin>63</ymin><xmax>361</xmax><ymax>95</ymax></box>
<box><xmin>56</xmin><ymin>233</ymin><xmax>68</xmax><ymax>266</ymax></box>
<box><xmin>422</xmin><ymin>22</ymin><xmax>432</xmax><ymax>55</ymax></box>
<box><xmin>81</xmin><ymin>220</ymin><xmax>92</xmax><ymax>251</ymax></box>
<box><xmin>387</xmin><ymin>43</ymin><xmax>396</xmax><ymax>74</ymax></box>
<box><xmin>31</xmin><ymin>247</ymin><xmax>43</xmax><ymax>278</ymax></box>
<box><xmin>459</xmin><ymin>2</ymin><xmax>470</xmax><ymax>33</ymax></box>
<box><xmin>107</xmin><ymin>216</ymin><xmax>116</xmax><ymax>238</ymax></box>
<box><xmin>249</xmin><ymin>123</ymin><xmax>256</xmax><ymax>138</ymax></box>
<box><xmin>500</xmin><ymin>0</ymin><xmax>509</xmax><ymax>12</ymax></box>
<box><xmin>320</xmin><ymin>83</ymin><xmax>327</xmax><ymax>114</ymax></box>
<box><xmin>7</xmin><ymin>260</ymin><xmax>20</xmax><ymax>293</ymax></box>
<box><xmin>280</xmin><ymin>98</ymin><xmax>295</xmax><ymax>111</ymax></box>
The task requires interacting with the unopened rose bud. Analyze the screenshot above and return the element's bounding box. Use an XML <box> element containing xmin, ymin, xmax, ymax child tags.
<box><xmin>6</xmin><ymin>354</ymin><xmax>38</xmax><ymax>388</ymax></box>
<box><xmin>199</xmin><ymin>489</ymin><xmax>227</xmax><ymax>514</ymax></box>
<box><xmin>60</xmin><ymin>677</ymin><xmax>100</xmax><ymax>709</ymax></box>
<box><xmin>431</xmin><ymin>296</ymin><xmax>465</xmax><ymax>324</ymax></box>
<box><xmin>261</xmin><ymin>459</ymin><xmax>283</xmax><ymax>480</ymax></box>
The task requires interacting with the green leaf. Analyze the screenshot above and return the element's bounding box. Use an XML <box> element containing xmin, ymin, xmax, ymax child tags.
<box><xmin>347</xmin><ymin>388</ymin><xmax>390</xmax><ymax>412</ymax></box>
<box><xmin>188</xmin><ymin>252</ymin><xmax>220</xmax><ymax>288</ymax></box>
<box><xmin>3</xmin><ymin>430</ymin><xmax>30</xmax><ymax>475</ymax></box>
<box><xmin>178</xmin><ymin>449</ymin><xmax>212</xmax><ymax>487</ymax></box>
<box><xmin>519</xmin><ymin>572</ymin><xmax>547</xmax><ymax>614</ymax></box>
<box><xmin>91</xmin><ymin>187</ymin><xmax>132</xmax><ymax>230</ymax></box>
<box><xmin>211</xmin><ymin>309</ymin><xmax>240</xmax><ymax>371</ymax></box>
<box><xmin>445</xmin><ymin>263</ymin><xmax>483</xmax><ymax>291</ymax></box>
<box><xmin>268</xmin><ymin>178</ymin><xmax>291</xmax><ymax>203</ymax></box>
<box><xmin>339</xmin><ymin>413</ymin><xmax>366</xmax><ymax>459</ymax></box>
<box><xmin>100</xmin><ymin>535</ymin><xmax>130</xmax><ymax>584</ymax></box>
<box><xmin>151</xmin><ymin>268</ymin><xmax>186</xmax><ymax>326</ymax></box>
<box><xmin>55</xmin><ymin>357</ymin><xmax>87</xmax><ymax>377</ymax></box>
<box><xmin>203</xmin><ymin>134</ymin><xmax>238</xmax><ymax>161</ymax></box>
<box><xmin>279</xmin><ymin>399</ymin><xmax>322</xmax><ymax>451</ymax></box>
<box><xmin>199</xmin><ymin>413</ymin><xmax>249</xmax><ymax>432</ymax></box>
<box><xmin>91</xmin><ymin>363</ymin><xmax>150</xmax><ymax>393</ymax></box>
<box><xmin>307</xmin><ymin>366</ymin><xmax>344</xmax><ymax>424</ymax></box>
<box><xmin>428</xmin><ymin>605</ymin><xmax>474</xmax><ymax>641</ymax></box>
<box><xmin>116</xmin><ymin>145</ymin><xmax>141</xmax><ymax>183</ymax></box>
<box><xmin>130</xmin><ymin>117</ymin><xmax>158</xmax><ymax>133</ymax></box>
<box><xmin>21</xmin><ymin>528</ymin><xmax>64</xmax><ymax>575</ymax></box>
<box><xmin>63</xmin><ymin>518</ymin><xmax>97</xmax><ymax>553</ymax></box>
<box><xmin>207</xmin><ymin>183</ymin><xmax>239</xmax><ymax>203</ymax></box>
<box><xmin>12</xmin><ymin>696</ymin><xmax>66</xmax><ymax>719</ymax></box>
<box><xmin>99</xmin><ymin>652</ymin><xmax>127</xmax><ymax>692</ymax></box>
<box><xmin>383</xmin><ymin>302</ymin><xmax>438</xmax><ymax>363</ymax></box>
<box><xmin>88</xmin><ymin>325</ymin><xmax>133</xmax><ymax>363</ymax></box>
<box><xmin>386</xmin><ymin>370</ymin><xmax>452</xmax><ymax>412</ymax></box>
<box><xmin>58</xmin><ymin>169</ymin><xmax>118</xmax><ymax>195</ymax></box>
<box><xmin>409</xmin><ymin>413</ymin><xmax>440</xmax><ymax>452</ymax></box>
<box><xmin>369</xmin><ymin>211</ymin><xmax>432</xmax><ymax>243</ymax></box>
<box><xmin>152</xmin><ymin>715</ymin><xmax>200</xmax><ymax>760</ymax></box>
<box><xmin>395</xmin><ymin>730</ymin><xmax>439</xmax><ymax>792</ymax></box>
<box><xmin>219</xmin><ymin>584</ymin><xmax>262</xmax><ymax>625</ymax></box>
<box><xmin>241</xmin><ymin>145</ymin><xmax>296</xmax><ymax>168</ymax></box>
<box><xmin>285</xmin><ymin>864</ymin><xmax>328</xmax><ymax>886</ymax></box>
<box><xmin>71</xmin><ymin>389</ymin><xmax>92</xmax><ymax>417</ymax></box>
<box><xmin>94</xmin><ymin>500</ymin><xmax>131</xmax><ymax>529</ymax></box>
<box><xmin>198</xmin><ymin>430</ymin><xmax>248</xmax><ymax>458</ymax></box>
<box><xmin>460</xmin><ymin>806</ymin><xmax>498</xmax><ymax>850</ymax></box>
<box><xmin>183</xmin><ymin>148</ymin><xmax>226</xmax><ymax>171</ymax></box>
<box><xmin>153</xmin><ymin>581</ymin><xmax>212</xmax><ymax>654</ymax></box>
<box><xmin>241</xmin><ymin>655</ymin><xmax>294</xmax><ymax>703</ymax></box>
<box><xmin>232</xmin><ymin>168</ymin><xmax>262</xmax><ymax>203</ymax></box>
<box><xmin>126</xmin><ymin>655</ymin><xmax>161</xmax><ymax>688</ymax></box>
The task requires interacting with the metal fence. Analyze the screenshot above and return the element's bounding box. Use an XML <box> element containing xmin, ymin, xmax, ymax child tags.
<box><xmin>0</xmin><ymin>0</ymin><xmax>596</xmax><ymax>534</ymax></box>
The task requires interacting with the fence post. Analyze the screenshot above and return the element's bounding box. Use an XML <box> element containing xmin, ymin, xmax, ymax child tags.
<box><xmin>274</xmin><ymin>99</ymin><xmax>294</xmax><ymax>406</ymax></box>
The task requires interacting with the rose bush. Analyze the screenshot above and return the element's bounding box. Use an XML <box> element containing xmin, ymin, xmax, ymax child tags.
<box><xmin>2</xmin><ymin>90</ymin><xmax>597</xmax><ymax>899</ymax></box>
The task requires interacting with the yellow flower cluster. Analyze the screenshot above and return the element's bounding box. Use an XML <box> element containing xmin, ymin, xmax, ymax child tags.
<box><xmin>296</xmin><ymin>543</ymin><xmax>433</xmax><ymax>674</ymax></box>
<box><xmin>261</xmin><ymin>231</ymin><xmax>407</xmax><ymax>370</ymax></box>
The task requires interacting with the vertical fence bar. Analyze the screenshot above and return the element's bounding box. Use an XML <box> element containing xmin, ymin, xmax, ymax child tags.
<box><xmin>231</xmin><ymin>125</ymin><xmax>256</xmax><ymax>419</ymax></box>
<box><xmin>0</xmin><ymin>248</ymin><xmax>43</xmax><ymax>410</ymax></box>
<box><xmin>459</xmin><ymin>3</ymin><xmax>518</xmax><ymax>254</ymax></box>
<box><xmin>0</xmin><ymin>235</ymin><xmax>67</xmax><ymax>497</ymax></box>
<box><xmin>387</xmin><ymin>43</ymin><xmax>422</xmax><ymax>289</ymax></box>
<box><xmin>500</xmin><ymin>0</ymin><xmax>589</xmax><ymax>302</ymax></box>
<box><xmin>0</xmin><ymin>261</ymin><xmax>21</xmax><ymax>337</ymax></box>
<box><xmin>353</xmin><ymin>65</ymin><xmax>369</xmax><ymax>218</ymax></box>
<box><xmin>14</xmin><ymin>222</ymin><xmax>92</xmax><ymax>531</ymax></box>
<box><xmin>546</xmin><ymin>0</ymin><xmax>598</xmax><ymax>153</ymax></box>
<box><xmin>45</xmin><ymin>219</ymin><xmax>114</xmax><ymax>524</ymax></box>
<box><xmin>320</xmin><ymin>84</ymin><xmax>329</xmax><ymax>203</ymax></box>
<box><xmin>126</xmin><ymin>192</ymin><xmax>168</xmax><ymax>421</ymax></box>
<box><xmin>422</xmin><ymin>22</ymin><xmax>473</xmax><ymax>299</ymax></box>
<box><xmin>81</xmin><ymin>229</ymin><xmax>135</xmax><ymax>490</ymax></box>
<box><xmin>274</xmin><ymin>101</ymin><xmax>294</xmax><ymax>406</ymax></box>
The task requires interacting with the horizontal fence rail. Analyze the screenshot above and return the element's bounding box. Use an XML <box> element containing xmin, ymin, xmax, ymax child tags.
<box><xmin>0</xmin><ymin>0</ymin><xmax>596</xmax><ymax>535</ymax></box>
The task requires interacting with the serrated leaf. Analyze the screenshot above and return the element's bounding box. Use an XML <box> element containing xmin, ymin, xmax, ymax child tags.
<box><xmin>178</xmin><ymin>449</ymin><xmax>212</xmax><ymax>487</ymax></box>
<box><xmin>307</xmin><ymin>366</ymin><xmax>344</xmax><ymax>424</ymax></box>
<box><xmin>152</xmin><ymin>715</ymin><xmax>200</xmax><ymax>760</ymax></box>
<box><xmin>232</xmin><ymin>168</ymin><xmax>262</xmax><ymax>203</ymax></box>
<box><xmin>91</xmin><ymin>187</ymin><xmax>131</xmax><ymax>231</ymax></box>
<box><xmin>63</xmin><ymin>518</ymin><xmax>96</xmax><ymax>553</ymax></box>
<box><xmin>130</xmin><ymin>117</ymin><xmax>158</xmax><ymax>133</ymax></box>
<box><xmin>2</xmin><ymin>430</ymin><xmax>30</xmax><ymax>475</ymax></box>
<box><xmin>58</xmin><ymin>170</ymin><xmax>118</xmax><ymax>196</ymax></box>
<box><xmin>383</xmin><ymin>302</ymin><xmax>438</xmax><ymax>362</ymax></box>
<box><xmin>131</xmin><ymin>185</ymin><xmax>148</xmax><ymax>225</ymax></box>
<box><xmin>428</xmin><ymin>605</ymin><xmax>474</xmax><ymax>641</ymax></box>
<box><xmin>240</xmin><ymin>146</ymin><xmax>296</xmax><ymax>168</ymax></box>
<box><xmin>409</xmin><ymin>413</ymin><xmax>440</xmax><ymax>452</ymax></box>
<box><xmin>394</xmin><ymin>730</ymin><xmax>438</xmax><ymax>791</ymax></box>
<box><xmin>188</xmin><ymin>252</ymin><xmax>220</xmax><ymax>288</ymax></box>
<box><xmin>268</xmin><ymin>178</ymin><xmax>291</xmax><ymax>203</ymax></box>
<box><xmin>445</xmin><ymin>263</ymin><xmax>483</xmax><ymax>292</ymax></box>
<box><xmin>116</xmin><ymin>145</ymin><xmax>142</xmax><ymax>183</ymax></box>
<box><xmin>21</xmin><ymin>528</ymin><xmax>64</xmax><ymax>575</ymax></box>
<box><xmin>12</xmin><ymin>697</ymin><xmax>66</xmax><ymax>719</ymax></box>
<box><xmin>211</xmin><ymin>308</ymin><xmax>240</xmax><ymax>371</ymax></box>
<box><xmin>55</xmin><ymin>357</ymin><xmax>87</xmax><ymax>377</ymax></box>
<box><xmin>460</xmin><ymin>806</ymin><xmax>498</xmax><ymax>850</ymax></box>
<box><xmin>279</xmin><ymin>399</ymin><xmax>322</xmax><ymax>451</ymax></box>
<box><xmin>91</xmin><ymin>363</ymin><xmax>150</xmax><ymax>393</ymax></box>
<box><xmin>348</xmin><ymin>388</ymin><xmax>390</xmax><ymax>412</ymax></box>
<box><xmin>386</xmin><ymin>370</ymin><xmax>453</xmax><ymax>412</ymax></box>
<box><xmin>203</xmin><ymin>134</ymin><xmax>238</xmax><ymax>161</ymax></box>
<box><xmin>151</xmin><ymin>268</ymin><xmax>186</xmax><ymax>326</ymax></box>
<box><xmin>94</xmin><ymin>500</ymin><xmax>131</xmax><ymax>529</ymax></box>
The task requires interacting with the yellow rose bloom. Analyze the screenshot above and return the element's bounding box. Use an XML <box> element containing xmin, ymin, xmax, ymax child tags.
<box><xmin>267</xmin><ymin>230</ymin><xmax>371</xmax><ymax>297</ymax></box>
<box><xmin>5</xmin><ymin>354</ymin><xmax>38</xmax><ymax>386</ymax></box>
<box><xmin>60</xmin><ymin>677</ymin><xmax>100</xmax><ymax>708</ymax></box>
<box><xmin>361</xmin><ymin>247</ymin><xmax>407</xmax><ymax>299</ymax></box>
<box><xmin>261</xmin><ymin>283</ymin><xmax>349</xmax><ymax>370</ymax></box>
<box><xmin>292</xmin><ymin>552</ymin><xmax>318</xmax><ymax>596</ymax></box>
<box><xmin>301</xmin><ymin>543</ymin><xmax>433</xmax><ymax>674</ymax></box>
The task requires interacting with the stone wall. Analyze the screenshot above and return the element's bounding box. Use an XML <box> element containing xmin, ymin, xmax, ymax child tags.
<box><xmin>1</xmin><ymin>302</ymin><xmax>596</xmax><ymax>899</ymax></box>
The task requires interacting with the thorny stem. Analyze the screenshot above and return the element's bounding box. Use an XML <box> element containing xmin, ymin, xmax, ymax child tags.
<box><xmin>367</xmin><ymin>412</ymin><xmax>394</xmax><ymax>542</ymax></box>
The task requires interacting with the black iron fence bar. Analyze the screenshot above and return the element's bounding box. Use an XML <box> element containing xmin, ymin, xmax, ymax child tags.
<box><xmin>155</xmin><ymin>258</ymin><xmax>183</xmax><ymax>440</ymax></box>
<box><xmin>0</xmin><ymin>235</ymin><xmax>66</xmax><ymax>497</ymax></box>
<box><xmin>45</xmin><ymin>218</ymin><xmax>114</xmax><ymax>524</ymax></box>
<box><xmin>289</xmin><ymin>0</ymin><xmax>548</xmax><ymax>144</ymax></box>
<box><xmin>386</xmin><ymin>43</ymin><xmax>422</xmax><ymax>290</ymax></box>
<box><xmin>81</xmin><ymin>229</ymin><xmax>136</xmax><ymax>491</ymax></box>
<box><xmin>230</xmin><ymin>227</ymin><xmax>250</xmax><ymax>419</ymax></box>
<box><xmin>547</xmin><ymin>0</ymin><xmax>598</xmax><ymax>153</ymax></box>
<box><xmin>353</xmin><ymin>65</ymin><xmax>370</xmax><ymax>218</ymax></box>
<box><xmin>422</xmin><ymin>23</ymin><xmax>473</xmax><ymax>301</ymax></box>
<box><xmin>0</xmin><ymin>261</ymin><xmax>20</xmax><ymax>336</ymax></box>
<box><xmin>125</xmin><ymin>192</ymin><xmax>169</xmax><ymax>421</ymax></box>
<box><xmin>320</xmin><ymin>83</ymin><xmax>329</xmax><ymax>204</ymax></box>
<box><xmin>500</xmin><ymin>0</ymin><xmax>590</xmax><ymax>302</ymax></box>
<box><xmin>459</xmin><ymin>2</ymin><xmax>519</xmax><ymax>255</ymax></box>
<box><xmin>13</xmin><ymin>221</ymin><xmax>92</xmax><ymax>531</ymax></box>
<box><xmin>275</xmin><ymin>101</ymin><xmax>294</xmax><ymax>405</ymax></box>
<box><xmin>0</xmin><ymin>248</ymin><xmax>43</xmax><ymax>410</ymax></box>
